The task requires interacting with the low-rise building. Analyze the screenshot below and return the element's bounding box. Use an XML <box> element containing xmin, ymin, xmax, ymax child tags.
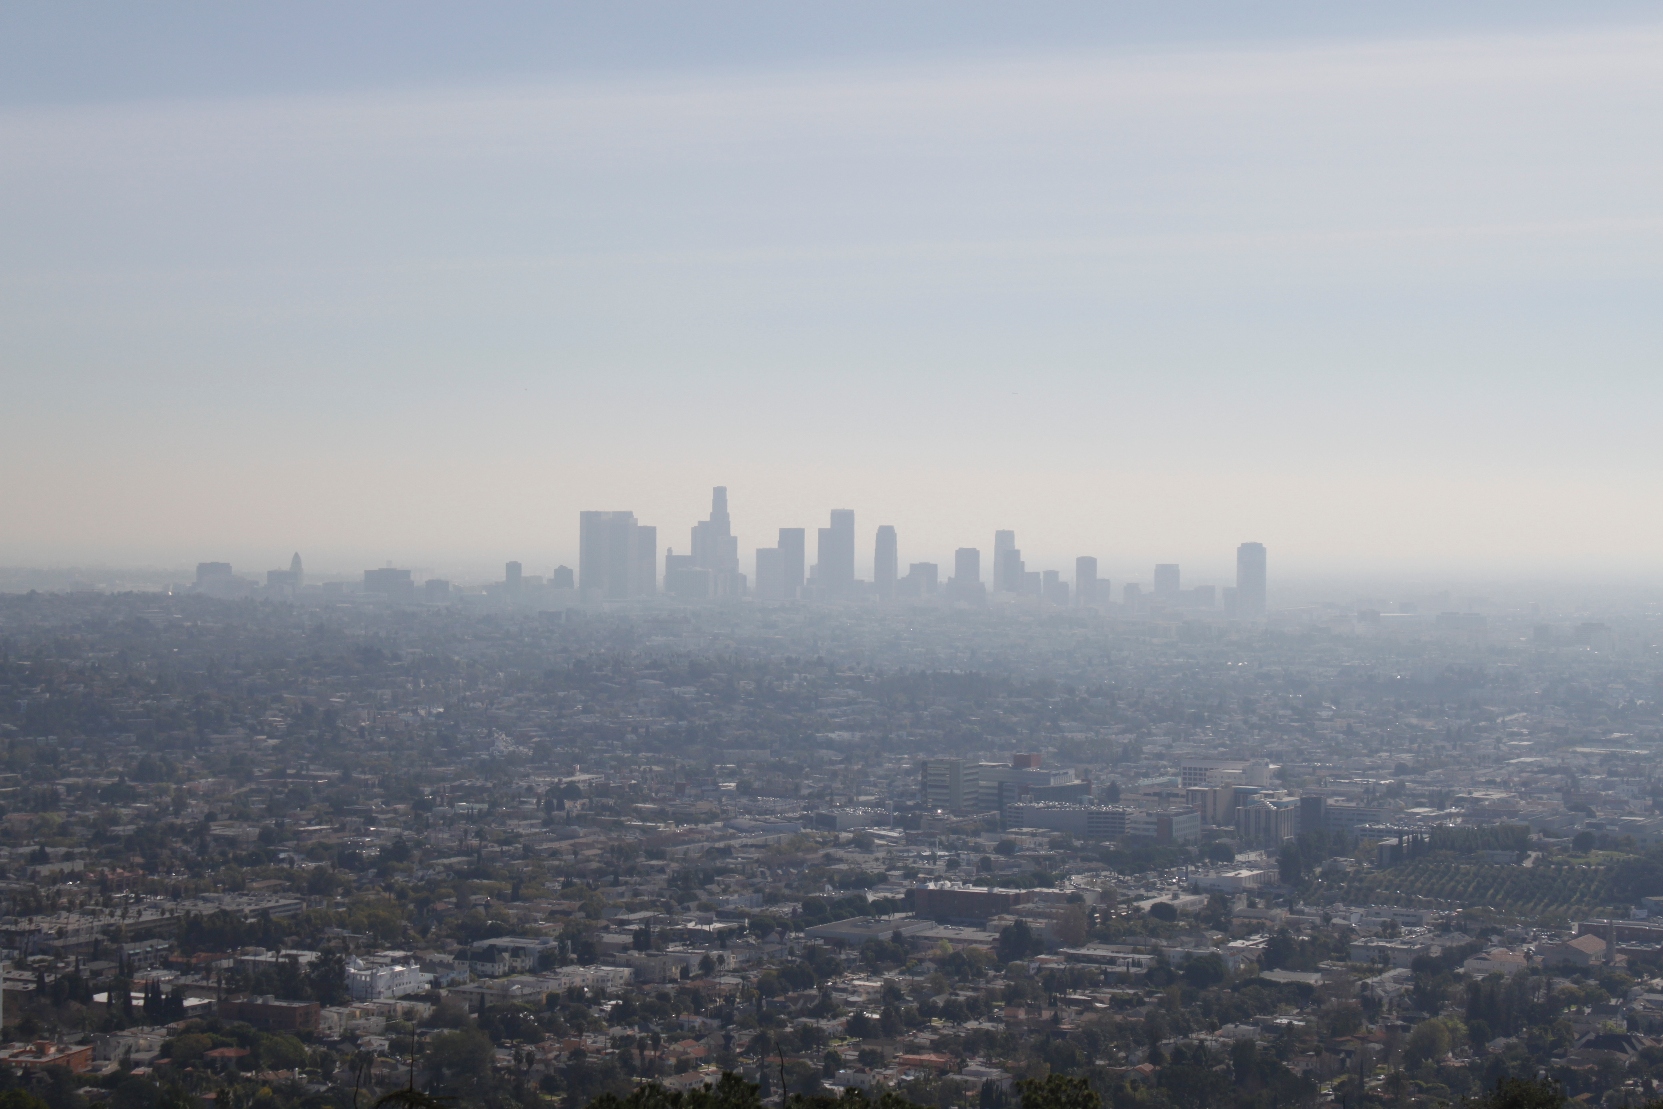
<box><xmin>218</xmin><ymin>995</ymin><xmax>322</xmax><ymax>1032</ymax></box>
<box><xmin>0</xmin><ymin>1041</ymin><xmax>95</xmax><ymax>1073</ymax></box>
<box><xmin>1463</xmin><ymin>948</ymin><xmax>1530</xmax><ymax>976</ymax></box>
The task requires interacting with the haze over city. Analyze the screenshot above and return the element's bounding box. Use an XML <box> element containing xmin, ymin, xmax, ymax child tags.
<box><xmin>4</xmin><ymin>3</ymin><xmax>1663</xmax><ymax>582</ymax></box>
<box><xmin>8</xmin><ymin>12</ymin><xmax>1663</xmax><ymax>1109</ymax></box>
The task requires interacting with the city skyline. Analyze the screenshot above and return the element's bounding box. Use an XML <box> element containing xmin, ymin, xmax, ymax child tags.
<box><xmin>167</xmin><ymin>487</ymin><xmax>1291</xmax><ymax>608</ymax></box>
<box><xmin>4</xmin><ymin>8</ymin><xmax>1662</xmax><ymax>577</ymax></box>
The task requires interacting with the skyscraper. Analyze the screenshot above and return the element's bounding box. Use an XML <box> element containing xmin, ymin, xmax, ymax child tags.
<box><xmin>814</xmin><ymin>509</ymin><xmax>856</xmax><ymax>595</ymax></box>
<box><xmin>1075</xmin><ymin>556</ymin><xmax>1098</xmax><ymax>607</ymax></box>
<box><xmin>579</xmin><ymin>511</ymin><xmax>656</xmax><ymax>600</ymax></box>
<box><xmin>778</xmin><ymin>528</ymin><xmax>805</xmax><ymax>598</ymax></box>
<box><xmin>633</xmin><ymin>526</ymin><xmax>657</xmax><ymax>597</ymax></box>
<box><xmin>1236</xmin><ymin>542</ymin><xmax>1266</xmax><ymax>617</ymax></box>
<box><xmin>873</xmin><ymin>525</ymin><xmax>898</xmax><ymax>599</ymax></box>
<box><xmin>289</xmin><ymin>552</ymin><xmax>303</xmax><ymax>588</ymax></box>
<box><xmin>899</xmin><ymin>562</ymin><xmax>938</xmax><ymax>597</ymax></box>
<box><xmin>689</xmin><ymin>486</ymin><xmax>743</xmax><ymax>596</ymax></box>
<box><xmin>947</xmin><ymin>547</ymin><xmax>986</xmax><ymax>604</ymax></box>
<box><xmin>754</xmin><ymin>547</ymin><xmax>786</xmax><ymax>600</ymax></box>
<box><xmin>1042</xmin><ymin>569</ymin><xmax>1068</xmax><ymax>606</ymax></box>
<box><xmin>505</xmin><ymin>561</ymin><xmax>522</xmax><ymax>594</ymax></box>
<box><xmin>993</xmin><ymin>530</ymin><xmax>1018</xmax><ymax>593</ymax></box>
<box><xmin>1153</xmin><ymin>563</ymin><xmax>1180</xmax><ymax>598</ymax></box>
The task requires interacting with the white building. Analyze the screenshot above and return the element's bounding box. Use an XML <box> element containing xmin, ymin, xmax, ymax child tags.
<box><xmin>346</xmin><ymin>957</ymin><xmax>425</xmax><ymax>1001</ymax></box>
<box><xmin>1180</xmin><ymin>760</ymin><xmax>1272</xmax><ymax>789</ymax></box>
<box><xmin>547</xmin><ymin>964</ymin><xmax>637</xmax><ymax>992</ymax></box>
<box><xmin>1193</xmin><ymin>869</ymin><xmax>1276</xmax><ymax>893</ymax></box>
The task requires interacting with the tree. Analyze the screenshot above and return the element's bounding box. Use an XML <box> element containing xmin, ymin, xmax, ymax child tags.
<box><xmin>1278</xmin><ymin>842</ymin><xmax>1304</xmax><ymax>886</ymax></box>
<box><xmin>1199</xmin><ymin>841</ymin><xmax>1235</xmax><ymax>864</ymax></box>
<box><xmin>1147</xmin><ymin>901</ymin><xmax>1178</xmax><ymax>923</ymax></box>
<box><xmin>1461</xmin><ymin>1077</ymin><xmax>1565</xmax><ymax>1109</ymax></box>
<box><xmin>166</xmin><ymin>1033</ymin><xmax>214</xmax><ymax>1066</ymax></box>
<box><xmin>1054</xmin><ymin>905</ymin><xmax>1088</xmax><ymax>948</ymax></box>
<box><xmin>998</xmin><ymin>919</ymin><xmax>1045</xmax><ymax>962</ymax></box>
<box><xmin>1572</xmin><ymin>831</ymin><xmax>1596</xmax><ymax>853</ymax></box>
<box><xmin>590</xmin><ymin>1075</ymin><xmax>927</xmax><ymax>1109</ymax></box>
<box><xmin>879</xmin><ymin>1004</ymin><xmax>903</xmax><ymax>1039</ymax></box>
<box><xmin>259</xmin><ymin>1032</ymin><xmax>308</xmax><ymax>1071</ymax></box>
<box><xmin>1404</xmin><ymin>1018</ymin><xmax>1452</xmax><ymax>1068</ymax></box>
<box><xmin>1017</xmin><ymin>1074</ymin><xmax>1099</xmax><ymax>1109</ymax></box>
<box><xmin>1262</xmin><ymin>929</ymin><xmax>1299</xmax><ymax>970</ymax></box>
<box><xmin>426</xmin><ymin>1026</ymin><xmax>495</xmax><ymax>1097</ymax></box>
<box><xmin>1180</xmin><ymin>953</ymin><xmax>1225</xmax><ymax>989</ymax></box>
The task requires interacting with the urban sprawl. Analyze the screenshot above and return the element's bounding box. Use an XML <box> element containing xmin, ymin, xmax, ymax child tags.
<box><xmin>1</xmin><ymin>495</ymin><xmax>1659</xmax><ymax>1109</ymax></box>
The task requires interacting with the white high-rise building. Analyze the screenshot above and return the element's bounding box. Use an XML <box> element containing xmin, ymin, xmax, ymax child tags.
<box><xmin>1237</xmin><ymin>542</ymin><xmax>1267</xmax><ymax>617</ymax></box>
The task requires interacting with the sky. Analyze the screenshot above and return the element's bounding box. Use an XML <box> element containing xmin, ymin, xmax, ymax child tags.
<box><xmin>3</xmin><ymin>2</ymin><xmax>1661</xmax><ymax>586</ymax></box>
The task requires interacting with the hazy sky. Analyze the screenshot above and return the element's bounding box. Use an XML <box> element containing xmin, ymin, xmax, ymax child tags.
<box><xmin>3</xmin><ymin>3</ymin><xmax>1661</xmax><ymax>584</ymax></box>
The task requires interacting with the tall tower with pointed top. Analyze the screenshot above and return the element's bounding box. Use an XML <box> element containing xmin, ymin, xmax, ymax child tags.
<box><xmin>689</xmin><ymin>486</ymin><xmax>743</xmax><ymax>596</ymax></box>
<box><xmin>289</xmin><ymin>553</ymin><xmax>303</xmax><ymax>588</ymax></box>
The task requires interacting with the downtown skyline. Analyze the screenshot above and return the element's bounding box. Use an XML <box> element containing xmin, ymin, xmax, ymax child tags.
<box><xmin>4</xmin><ymin>8</ymin><xmax>1662</xmax><ymax>579</ymax></box>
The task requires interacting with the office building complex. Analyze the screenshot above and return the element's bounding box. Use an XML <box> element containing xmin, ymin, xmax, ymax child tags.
<box><xmin>1237</xmin><ymin>542</ymin><xmax>1266</xmax><ymax>617</ymax></box>
<box><xmin>1153</xmin><ymin>563</ymin><xmax>1180</xmax><ymax>599</ymax></box>
<box><xmin>1004</xmin><ymin>803</ymin><xmax>1132</xmax><ymax>840</ymax></box>
<box><xmin>976</xmin><ymin>754</ymin><xmax>1089</xmax><ymax>809</ymax></box>
<box><xmin>1180</xmin><ymin>760</ymin><xmax>1271</xmax><ymax>789</ymax></box>
<box><xmin>1236</xmin><ymin>796</ymin><xmax>1298</xmax><ymax>847</ymax></box>
<box><xmin>874</xmin><ymin>525</ymin><xmax>897</xmax><ymax>599</ymax></box>
<box><xmin>1186</xmin><ymin>785</ymin><xmax>1266</xmax><ymax>827</ymax></box>
<box><xmin>921</xmin><ymin>759</ymin><xmax>978</xmax><ymax>813</ymax></box>
<box><xmin>1006</xmin><ymin>804</ymin><xmax>1199</xmax><ymax>845</ymax></box>
<box><xmin>579</xmin><ymin>511</ymin><xmax>657</xmax><ymax>600</ymax></box>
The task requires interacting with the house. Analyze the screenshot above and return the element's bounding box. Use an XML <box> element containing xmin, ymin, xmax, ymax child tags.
<box><xmin>1348</xmin><ymin>939</ymin><xmax>1438</xmax><ymax>968</ymax></box>
<box><xmin>466</xmin><ymin>937</ymin><xmax>555</xmax><ymax>977</ymax></box>
<box><xmin>1568</xmin><ymin>1032</ymin><xmax>1647</xmax><ymax>1065</ymax></box>
<box><xmin>1540</xmin><ymin>933</ymin><xmax>1621</xmax><ymax>968</ymax></box>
